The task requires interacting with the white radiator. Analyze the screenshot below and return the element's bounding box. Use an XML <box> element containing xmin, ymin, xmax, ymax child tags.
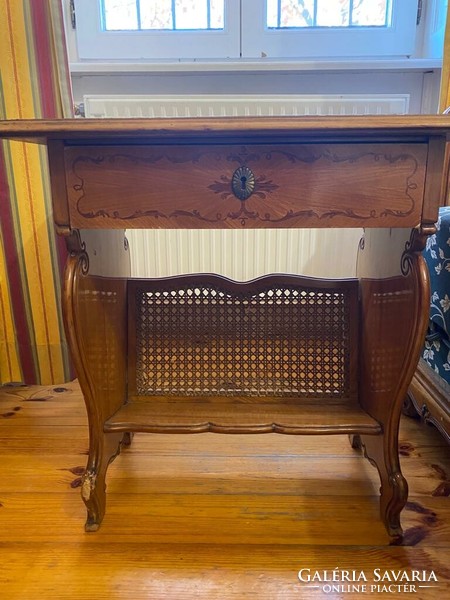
<box><xmin>83</xmin><ymin>93</ymin><xmax>409</xmax><ymax>119</ymax></box>
<box><xmin>84</xmin><ymin>93</ymin><xmax>409</xmax><ymax>279</ymax></box>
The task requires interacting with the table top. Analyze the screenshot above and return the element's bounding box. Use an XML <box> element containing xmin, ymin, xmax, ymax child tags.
<box><xmin>1</xmin><ymin>115</ymin><xmax>450</xmax><ymax>143</ymax></box>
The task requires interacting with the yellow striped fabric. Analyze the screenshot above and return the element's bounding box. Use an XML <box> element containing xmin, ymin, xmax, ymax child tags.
<box><xmin>0</xmin><ymin>0</ymin><xmax>72</xmax><ymax>384</ymax></box>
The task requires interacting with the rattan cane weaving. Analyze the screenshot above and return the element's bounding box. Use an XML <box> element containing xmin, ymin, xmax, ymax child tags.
<box><xmin>128</xmin><ymin>274</ymin><xmax>358</xmax><ymax>399</ymax></box>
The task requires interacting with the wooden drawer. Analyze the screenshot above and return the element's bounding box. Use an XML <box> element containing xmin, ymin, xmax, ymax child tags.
<box><xmin>64</xmin><ymin>143</ymin><xmax>427</xmax><ymax>229</ymax></box>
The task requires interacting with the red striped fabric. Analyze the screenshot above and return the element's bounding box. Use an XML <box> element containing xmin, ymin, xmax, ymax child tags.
<box><xmin>0</xmin><ymin>142</ymin><xmax>38</xmax><ymax>382</ymax></box>
<box><xmin>0</xmin><ymin>0</ymin><xmax>73</xmax><ymax>384</ymax></box>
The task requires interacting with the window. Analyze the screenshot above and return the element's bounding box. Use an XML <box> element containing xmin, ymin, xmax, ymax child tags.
<box><xmin>75</xmin><ymin>0</ymin><xmax>240</xmax><ymax>59</ymax></box>
<box><xmin>73</xmin><ymin>0</ymin><xmax>419</xmax><ymax>60</ymax></box>
<box><xmin>242</xmin><ymin>0</ymin><xmax>418</xmax><ymax>58</ymax></box>
<box><xmin>102</xmin><ymin>0</ymin><xmax>225</xmax><ymax>31</ymax></box>
<box><xmin>266</xmin><ymin>0</ymin><xmax>391</xmax><ymax>28</ymax></box>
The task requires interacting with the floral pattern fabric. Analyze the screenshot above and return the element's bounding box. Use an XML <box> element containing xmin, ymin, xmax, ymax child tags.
<box><xmin>423</xmin><ymin>207</ymin><xmax>450</xmax><ymax>377</ymax></box>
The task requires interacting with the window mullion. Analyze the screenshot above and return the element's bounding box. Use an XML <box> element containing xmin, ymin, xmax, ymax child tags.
<box><xmin>172</xmin><ymin>0</ymin><xmax>177</xmax><ymax>29</ymax></box>
<box><xmin>384</xmin><ymin>0</ymin><xmax>391</xmax><ymax>26</ymax></box>
<box><xmin>99</xmin><ymin>0</ymin><xmax>107</xmax><ymax>29</ymax></box>
<box><xmin>349</xmin><ymin>0</ymin><xmax>355</xmax><ymax>27</ymax></box>
<box><xmin>313</xmin><ymin>0</ymin><xmax>318</xmax><ymax>27</ymax></box>
<box><xmin>136</xmin><ymin>0</ymin><xmax>142</xmax><ymax>30</ymax></box>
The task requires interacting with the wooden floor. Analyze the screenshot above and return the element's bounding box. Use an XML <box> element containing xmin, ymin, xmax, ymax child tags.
<box><xmin>0</xmin><ymin>381</ymin><xmax>449</xmax><ymax>599</ymax></box>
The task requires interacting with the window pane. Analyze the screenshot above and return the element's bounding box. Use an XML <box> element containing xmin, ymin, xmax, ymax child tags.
<box><xmin>176</xmin><ymin>0</ymin><xmax>208</xmax><ymax>29</ymax></box>
<box><xmin>210</xmin><ymin>0</ymin><xmax>224</xmax><ymax>28</ymax></box>
<box><xmin>140</xmin><ymin>0</ymin><xmax>173</xmax><ymax>29</ymax></box>
<box><xmin>267</xmin><ymin>0</ymin><xmax>390</xmax><ymax>29</ymax></box>
<box><xmin>103</xmin><ymin>0</ymin><xmax>138</xmax><ymax>30</ymax></box>
<box><xmin>276</xmin><ymin>0</ymin><xmax>315</xmax><ymax>28</ymax></box>
<box><xmin>317</xmin><ymin>0</ymin><xmax>350</xmax><ymax>27</ymax></box>
<box><xmin>103</xmin><ymin>0</ymin><xmax>225</xmax><ymax>31</ymax></box>
<box><xmin>285</xmin><ymin>0</ymin><xmax>315</xmax><ymax>27</ymax></box>
<box><xmin>351</xmin><ymin>0</ymin><xmax>389</xmax><ymax>26</ymax></box>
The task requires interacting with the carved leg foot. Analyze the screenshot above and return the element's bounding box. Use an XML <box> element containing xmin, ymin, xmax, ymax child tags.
<box><xmin>360</xmin><ymin>434</ymin><xmax>408</xmax><ymax>539</ymax></box>
<box><xmin>82</xmin><ymin>432</ymin><xmax>123</xmax><ymax>532</ymax></box>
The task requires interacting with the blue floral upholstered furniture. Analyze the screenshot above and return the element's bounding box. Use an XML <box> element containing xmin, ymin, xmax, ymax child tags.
<box><xmin>407</xmin><ymin>207</ymin><xmax>450</xmax><ymax>443</ymax></box>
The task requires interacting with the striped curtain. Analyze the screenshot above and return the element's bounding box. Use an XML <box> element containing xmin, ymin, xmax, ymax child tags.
<box><xmin>0</xmin><ymin>0</ymin><xmax>73</xmax><ymax>384</ymax></box>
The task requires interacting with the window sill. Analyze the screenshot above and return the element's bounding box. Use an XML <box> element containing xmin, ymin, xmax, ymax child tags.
<box><xmin>70</xmin><ymin>58</ymin><xmax>442</xmax><ymax>76</ymax></box>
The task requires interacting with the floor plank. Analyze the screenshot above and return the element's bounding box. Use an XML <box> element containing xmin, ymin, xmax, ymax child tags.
<box><xmin>0</xmin><ymin>381</ymin><xmax>449</xmax><ymax>599</ymax></box>
<box><xmin>0</xmin><ymin>543</ymin><xmax>448</xmax><ymax>600</ymax></box>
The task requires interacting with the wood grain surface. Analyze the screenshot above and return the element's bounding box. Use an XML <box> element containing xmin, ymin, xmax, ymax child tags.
<box><xmin>64</xmin><ymin>143</ymin><xmax>427</xmax><ymax>229</ymax></box>
<box><xmin>0</xmin><ymin>381</ymin><xmax>448</xmax><ymax>599</ymax></box>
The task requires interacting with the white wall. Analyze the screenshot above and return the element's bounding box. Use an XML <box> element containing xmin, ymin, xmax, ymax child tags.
<box><xmin>71</xmin><ymin>69</ymin><xmax>441</xmax><ymax>114</ymax></box>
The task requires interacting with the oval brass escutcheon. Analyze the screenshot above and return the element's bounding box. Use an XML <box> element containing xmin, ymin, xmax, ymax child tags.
<box><xmin>232</xmin><ymin>166</ymin><xmax>255</xmax><ymax>201</ymax></box>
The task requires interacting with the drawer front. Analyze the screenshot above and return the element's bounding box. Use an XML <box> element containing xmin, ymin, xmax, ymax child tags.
<box><xmin>65</xmin><ymin>143</ymin><xmax>427</xmax><ymax>229</ymax></box>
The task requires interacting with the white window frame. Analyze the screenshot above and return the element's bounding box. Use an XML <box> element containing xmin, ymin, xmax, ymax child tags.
<box><xmin>73</xmin><ymin>0</ymin><xmax>420</xmax><ymax>61</ymax></box>
<box><xmin>74</xmin><ymin>0</ymin><xmax>241</xmax><ymax>60</ymax></box>
<box><xmin>242</xmin><ymin>0</ymin><xmax>419</xmax><ymax>59</ymax></box>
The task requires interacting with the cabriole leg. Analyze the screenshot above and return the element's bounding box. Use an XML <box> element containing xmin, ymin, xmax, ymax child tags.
<box><xmin>359</xmin><ymin>433</ymin><xmax>408</xmax><ymax>539</ymax></box>
<box><xmin>82</xmin><ymin>432</ymin><xmax>124</xmax><ymax>532</ymax></box>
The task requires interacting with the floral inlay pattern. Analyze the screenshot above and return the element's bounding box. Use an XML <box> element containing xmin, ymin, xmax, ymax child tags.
<box><xmin>69</xmin><ymin>145</ymin><xmax>422</xmax><ymax>226</ymax></box>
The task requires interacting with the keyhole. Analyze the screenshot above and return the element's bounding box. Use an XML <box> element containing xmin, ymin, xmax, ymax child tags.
<box><xmin>232</xmin><ymin>166</ymin><xmax>255</xmax><ymax>200</ymax></box>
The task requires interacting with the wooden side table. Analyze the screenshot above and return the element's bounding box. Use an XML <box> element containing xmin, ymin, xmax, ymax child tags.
<box><xmin>1</xmin><ymin>116</ymin><xmax>449</xmax><ymax>539</ymax></box>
